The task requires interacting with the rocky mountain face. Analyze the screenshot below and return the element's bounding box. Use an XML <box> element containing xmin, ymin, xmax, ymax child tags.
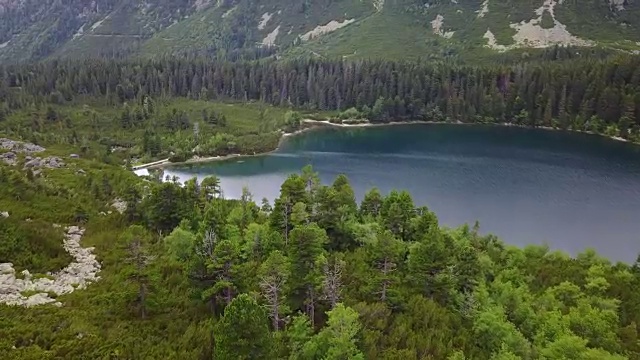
<box><xmin>0</xmin><ymin>0</ymin><xmax>638</xmax><ymax>62</ymax></box>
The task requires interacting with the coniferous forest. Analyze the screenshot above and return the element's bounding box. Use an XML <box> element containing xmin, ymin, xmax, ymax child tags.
<box><xmin>1</xmin><ymin>53</ymin><xmax>640</xmax><ymax>359</ymax></box>
<box><xmin>1</xmin><ymin>54</ymin><xmax>640</xmax><ymax>148</ymax></box>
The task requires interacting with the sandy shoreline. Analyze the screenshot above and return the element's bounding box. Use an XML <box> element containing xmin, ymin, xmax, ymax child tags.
<box><xmin>140</xmin><ymin>119</ymin><xmax>630</xmax><ymax>170</ymax></box>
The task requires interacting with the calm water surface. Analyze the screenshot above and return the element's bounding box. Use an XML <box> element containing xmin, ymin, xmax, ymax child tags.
<box><xmin>163</xmin><ymin>124</ymin><xmax>640</xmax><ymax>262</ymax></box>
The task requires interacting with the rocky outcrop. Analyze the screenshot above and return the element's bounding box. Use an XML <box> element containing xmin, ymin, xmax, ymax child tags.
<box><xmin>0</xmin><ymin>151</ymin><xmax>17</xmax><ymax>165</ymax></box>
<box><xmin>431</xmin><ymin>14</ymin><xmax>455</xmax><ymax>39</ymax></box>
<box><xmin>111</xmin><ymin>199</ymin><xmax>128</xmax><ymax>214</ymax></box>
<box><xmin>609</xmin><ymin>0</ymin><xmax>626</xmax><ymax>11</ymax></box>
<box><xmin>0</xmin><ymin>226</ymin><xmax>101</xmax><ymax>307</ymax></box>
<box><xmin>0</xmin><ymin>138</ymin><xmax>45</xmax><ymax>154</ymax></box>
<box><xmin>1</xmin><ymin>138</ymin><xmax>47</xmax><ymax>167</ymax></box>
<box><xmin>23</xmin><ymin>156</ymin><xmax>65</xmax><ymax>170</ymax></box>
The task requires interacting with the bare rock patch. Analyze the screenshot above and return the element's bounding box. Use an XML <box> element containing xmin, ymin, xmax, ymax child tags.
<box><xmin>0</xmin><ymin>226</ymin><xmax>101</xmax><ymax>307</ymax></box>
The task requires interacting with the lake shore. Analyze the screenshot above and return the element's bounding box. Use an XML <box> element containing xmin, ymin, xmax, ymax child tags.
<box><xmin>141</xmin><ymin>119</ymin><xmax>630</xmax><ymax>170</ymax></box>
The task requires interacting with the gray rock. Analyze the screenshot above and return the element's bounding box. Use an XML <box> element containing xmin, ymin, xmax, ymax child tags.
<box><xmin>0</xmin><ymin>263</ymin><xmax>15</xmax><ymax>274</ymax></box>
<box><xmin>21</xmin><ymin>270</ymin><xmax>31</xmax><ymax>280</ymax></box>
<box><xmin>70</xmin><ymin>154</ymin><xmax>80</xmax><ymax>159</ymax></box>
<box><xmin>111</xmin><ymin>199</ymin><xmax>127</xmax><ymax>214</ymax></box>
<box><xmin>0</xmin><ymin>211</ymin><xmax>8</xmax><ymax>218</ymax></box>
<box><xmin>22</xmin><ymin>156</ymin><xmax>65</xmax><ymax>171</ymax></box>
<box><xmin>43</xmin><ymin>156</ymin><xmax>65</xmax><ymax>169</ymax></box>
<box><xmin>0</xmin><ymin>152</ymin><xmax>17</xmax><ymax>166</ymax></box>
<box><xmin>0</xmin><ymin>226</ymin><xmax>101</xmax><ymax>307</ymax></box>
<box><xmin>0</xmin><ymin>138</ymin><xmax>45</xmax><ymax>154</ymax></box>
<box><xmin>24</xmin><ymin>158</ymin><xmax>41</xmax><ymax>168</ymax></box>
<box><xmin>24</xmin><ymin>293</ymin><xmax>57</xmax><ymax>307</ymax></box>
<box><xmin>609</xmin><ymin>0</ymin><xmax>625</xmax><ymax>11</ymax></box>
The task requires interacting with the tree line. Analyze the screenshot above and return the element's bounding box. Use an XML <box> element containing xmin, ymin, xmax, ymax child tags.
<box><xmin>3</xmin><ymin>146</ymin><xmax>640</xmax><ymax>357</ymax></box>
<box><xmin>1</xmin><ymin>54</ymin><xmax>639</xmax><ymax>141</ymax></box>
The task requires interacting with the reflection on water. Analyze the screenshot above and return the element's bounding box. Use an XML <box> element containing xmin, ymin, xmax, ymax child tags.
<box><xmin>162</xmin><ymin>124</ymin><xmax>640</xmax><ymax>262</ymax></box>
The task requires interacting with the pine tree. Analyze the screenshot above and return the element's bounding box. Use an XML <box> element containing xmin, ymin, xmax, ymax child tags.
<box><xmin>214</xmin><ymin>294</ymin><xmax>273</xmax><ymax>359</ymax></box>
<box><xmin>259</xmin><ymin>251</ymin><xmax>291</xmax><ymax>330</ymax></box>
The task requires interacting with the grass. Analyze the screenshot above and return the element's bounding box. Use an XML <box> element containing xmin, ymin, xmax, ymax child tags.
<box><xmin>1</xmin><ymin>0</ymin><xmax>637</xmax><ymax>64</ymax></box>
<box><xmin>287</xmin><ymin>9</ymin><xmax>445</xmax><ymax>61</ymax></box>
<box><xmin>141</xmin><ymin>0</ymin><xmax>375</xmax><ymax>57</ymax></box>
<box><xmin>26</xmin><ymin>0</ymin><xmax>640</xmax><ymax>63</ymax></box>
<box><xmin>555</xmin><ymin>1</ymin><xmax>640</xmax><ymax>43</ymax></box>
<box><xmin>140</xmin><ymin>5</ymin><xmax>227</xmax><ymax>56</ymax></box>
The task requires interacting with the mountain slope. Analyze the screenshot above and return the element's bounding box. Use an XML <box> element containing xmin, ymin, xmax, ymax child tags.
<box><xmin>0</xmin><ymin>0</ymin><xmax>639</xmax><ymax>63</ymax></box>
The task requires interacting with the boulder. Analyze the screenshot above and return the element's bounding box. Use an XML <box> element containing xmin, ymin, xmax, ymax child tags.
<box><xmin>42</xmin><ymin>157</ymin><xmax>65</xmax><ymax>169</ymax></box>
<box><xmin>24</xmin><ymin>158</ymin><xmax>41</xmax><ymax>168</ymax></box>
<box><xmin>0</xmin><ymin>263</ymin><xmax>14</xmax><ymax>274</ymax></box>
<box><xmin>0</xmin><ymin>211</ymin><xmax>8</xmax><ymax>218</ymax></box>
<box><xmin>111</xmin><ymin>199</ymin><xmax>127</xmax><ymax>214</ymax></box>
<box><xmin>0</xmin><ymin>138</ymin><xmax>45</xmax><ymax>153</ymax></box>
<box><xmin>25</xmin><ymin>293</ymin><xmax>57</xmax><ymax>307</ymax></box>
<box><xmin>0</xmin><ymin>152</ymin><xmax>17</xmax><ymax>165</ymax></box>
<box><xmin>21</xmin><ymin>269</ymin><xmax>31</xmax><ymax>280</ymax></box>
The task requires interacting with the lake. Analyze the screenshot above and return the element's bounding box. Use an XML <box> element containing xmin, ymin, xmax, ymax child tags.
<box><xmin>161</xmin><ymin>124</ymin><xmax>640</xmax><ymax>263</ymax></box>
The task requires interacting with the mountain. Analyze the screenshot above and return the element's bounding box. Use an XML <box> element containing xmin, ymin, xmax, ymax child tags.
<box><xmin>1</xmin><ymin>0</ymin><xmax>639</xmax><ymax>63</ymax></box>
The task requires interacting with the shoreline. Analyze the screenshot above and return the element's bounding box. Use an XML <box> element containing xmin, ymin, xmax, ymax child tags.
<box><xmin>141</xmin><ymin>119</ymin><xmax>631</xmax><ymax>170</ymax></box>
<box><xmin>144</xmin><ymin>124</ymin><xmax>321</xmax><ymax>170</ymax></box>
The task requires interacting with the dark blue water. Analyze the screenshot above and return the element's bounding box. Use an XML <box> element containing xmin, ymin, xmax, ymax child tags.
<box><xmin>164</xmin><ymin>124</ymin><xmax>640</xmax><ymax>262</ymax></box>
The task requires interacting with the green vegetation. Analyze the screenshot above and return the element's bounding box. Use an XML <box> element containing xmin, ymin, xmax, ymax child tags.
<box><xmin>540</xmin><ymin>11</ymin><xmax>556</xmax><ymax>29</ymax></box>
<box><xmin>0</xmin><ymin>12</ymin><xmax>639</xmax><ymax>356</ymax></box>
<box><xmin>1</xmin><ymin>0</ymin><xmax>639</xmax><ymax>63</ymax></box>
<box><xmin>0</xmin><ymin>56</ymin><xmax>638</xmax><ymax>168</ymax></box>
<box><xmin>0</xmin><ymin>97</ymin><xmax>320</xmax><ymax>166</ymax></box>
<box><xmin>2</xmin><ymin>159</ymin><xmax>640</xmax><ymax>358</ymax></box>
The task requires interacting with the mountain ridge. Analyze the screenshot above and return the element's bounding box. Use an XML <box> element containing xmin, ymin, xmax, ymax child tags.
<box><xmin>0</xmin><ymin>0</ymin><xmax>639</xmax><ymax>63</ymax></box>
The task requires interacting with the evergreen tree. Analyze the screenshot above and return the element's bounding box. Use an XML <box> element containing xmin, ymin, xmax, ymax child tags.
<box><xmin>214</xmin><ymin>294</ymin><xmax>273</xmax><ymax>359</ymax></box>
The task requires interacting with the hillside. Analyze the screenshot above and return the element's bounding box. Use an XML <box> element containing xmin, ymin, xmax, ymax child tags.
<box><xmin>0</xmin><ymin>0</ymin><xmax>639</xmax><ymax>63</ymax></box>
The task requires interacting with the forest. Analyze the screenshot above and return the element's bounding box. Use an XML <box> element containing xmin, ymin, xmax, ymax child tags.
<box><xmin>0</xmin><ymin>53</ymin><xmax>639</xmax><ymax>166</ymax></box>
<box><xmin>2</xmin><ymin>158</ymin><xmax>640</xmax><ymax>359</ymax></box>
<box><xmin>1</xmin><ymin>53</ymin><xmax>640</xmax><ymax>358</ymax></box>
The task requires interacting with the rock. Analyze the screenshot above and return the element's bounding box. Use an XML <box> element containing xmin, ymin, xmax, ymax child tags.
<box><xmin>70</xmin><ymin>154</ymin><xmax>80</xmax><ymax>159</ymax></box>
<box><xmin>1</xmin><ymin>211</ymin><xmax>8</xmax><ymax>218</ymax></box>
<box><xmin>25</xmin><ymin>293</ymin><xmax>57</xmax><ymax>307</ymax></box>
<box><xmin>22</xmin><ymin>156</ymin><xmax>65</xmax><ymax>171</ymax></box>
<box><xmin>24</xmin><ymin>158</ymin><xmax>41</xmax><ymax>168</ymax></box>
<box><xmin>0</xmin><ymin>138</ymin><xmax>45</xmax><ymax>154</ymax></box>
<box><xmin>76</xmin><ymin>169</ymin><xmax>86</xmax><ymax>175</ymax></box>
<box><xmin>0</xmin><ymin>226</ymin><xmax>101</xmax><ymax>307</ymax></box>
<box><xmin>609</xmin><ymin>0</ymin><xmax>625</xmax><ymax>11</ymax></box>
<box><xmin>0</xmin><ymin>263</ymin><xmax>14</xmax><ymax>274</ymax></box>
<box><xmin>0</xmin><ymin>151</ymin><xmax>17</xmax><ymax>166</ymax></box>
<box><xmin>42</xmin><ymin>156</ymin><xmax>65</xmax><ymax>169</ymax></box>
<box><xmin>21</xmin><ymin>269</ymin><xmax>31</xmax><ymax>280</ymax></box>
<box><xmin>111</xmin><ymin>199</ymin><xmax>127</xmax><ymax>214</ymax></box>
